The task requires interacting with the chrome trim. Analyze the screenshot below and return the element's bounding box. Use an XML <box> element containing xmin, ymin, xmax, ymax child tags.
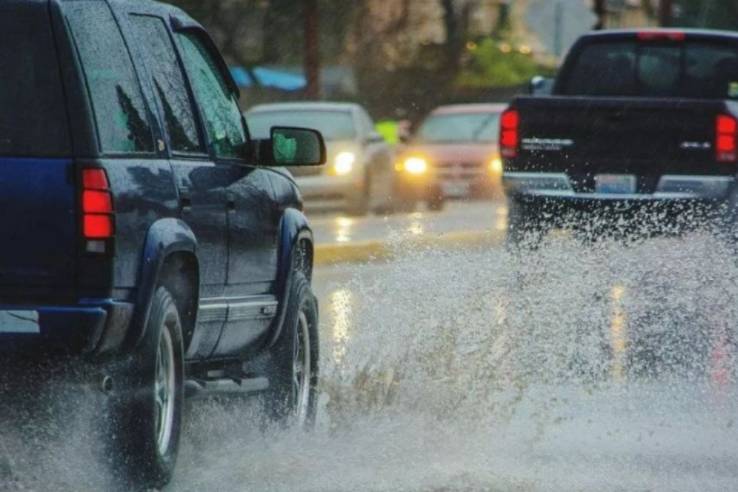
<box><xmin>503</xmin><ymin>172</ymin><xmax>734</xmax><ymax>200</ymax></box>
<box><xmin>502</xmin><ymin>172</ymin><xmax>573</xmax><ymax>193</ymax></box>
<box><xmin>656</xmin><ymin>175</ymin><xmax>733</xmax><ymax>198</ymax></box>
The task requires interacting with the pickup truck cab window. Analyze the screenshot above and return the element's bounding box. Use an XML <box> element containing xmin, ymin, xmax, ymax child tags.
<box><xmin>561</xmin><ymin>38</ymin><xmax>738</xmax><ymax>100</ymax></box>
<box><xmin>130</xmin><ymin>15</ymin><xmax>204</xmax><ymax>154</ymax></box>
<box><xmin>177</xmin><ymin>33</ymin><xmax>247</xmax><ymax>160</ymax></box>
<box><xmin>65</xmin><ymin>2</ymin><xmax>155</xmax><ymax>154</ymax></box>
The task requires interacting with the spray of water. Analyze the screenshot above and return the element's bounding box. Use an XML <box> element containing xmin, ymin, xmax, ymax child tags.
<box><xmin>3</xmin><ymin>231</ymin><xmax>738</xmax><ymax>491</ymax></box>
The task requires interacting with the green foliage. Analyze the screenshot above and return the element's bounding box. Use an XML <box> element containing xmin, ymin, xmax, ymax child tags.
<box><xmin>674</xmin><ymin>0</ymin><xmax>738</xmax><ymax>30</ymax></box>
<box><xmin>456</xmin><ymin>38</ymin><xmax>551</xmax><ymax>89</ymax></box>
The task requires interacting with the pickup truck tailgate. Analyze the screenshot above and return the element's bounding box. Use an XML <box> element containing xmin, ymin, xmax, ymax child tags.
<box><xmin>511</xmin><ymin>97</ymin><xmax>732</xmax><ymax>177</ymax></box>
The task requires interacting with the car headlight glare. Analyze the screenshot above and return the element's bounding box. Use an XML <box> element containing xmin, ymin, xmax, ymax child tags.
<box><xmin>404</xmin><ymin>157</ymin><xmax>428</xmax><ymax>175</ymax></box>
<box><xmin>334</xmin><ymin>152</ymin><xmax>356</xmax><ymax>175</ymax></box>
<box><xmin>490</xmin><ymin>156</ymin><xmax>503</xmax><ymax>175</ymax></box>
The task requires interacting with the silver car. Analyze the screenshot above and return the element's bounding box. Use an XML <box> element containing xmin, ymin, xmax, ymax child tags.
<box><xmin>246</xmin><ymin>102</ymin><xmax>394</xmax><ymax>216</ymax></box>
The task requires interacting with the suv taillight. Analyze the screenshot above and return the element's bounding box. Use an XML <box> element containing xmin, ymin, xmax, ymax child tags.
<box><xmin>716</xmin><ymin>114</ymin><xmax>737</xmax><ymax>163</ymax></box>
<box><xmin>81</xmin><ymin>168</ymin><xmax>114</xmax><ymax>245</ymax></box>
<box><xmin>500</xmin><ymin>109</ymin><xmax>519</xmax><ymax>158</ymax></box>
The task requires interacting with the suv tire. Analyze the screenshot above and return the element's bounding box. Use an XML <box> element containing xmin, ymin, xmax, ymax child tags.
<box><xmin>110</xmin><ymin>286</ymin><xmax>184</xmax><ymax>489</ymax></box>
<box><xmin>263</xmin><ymin>271</ymin><xmax>319</xmax><ymax>428</ymax></box>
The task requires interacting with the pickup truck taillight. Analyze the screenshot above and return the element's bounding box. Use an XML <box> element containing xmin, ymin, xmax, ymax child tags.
<box><xmin>716</xmin><ymin>114</ymin><xmax>737</xmax><ymax>163</ymax></box>
<box><xmin>81</xmin><ymin>168</ymin><xmax>114</xmax><ymax>249</ymax></box>
<box><xmin>500</xmin><ymin>109</ymin><xmax>519</xmax><ymax>158</ymax></box>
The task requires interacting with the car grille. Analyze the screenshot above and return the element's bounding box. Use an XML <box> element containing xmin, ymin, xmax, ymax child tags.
<box><xmin>435</xmin><ymin>161</ymin><xmax>485</xmax><ymax>181</ymax></box>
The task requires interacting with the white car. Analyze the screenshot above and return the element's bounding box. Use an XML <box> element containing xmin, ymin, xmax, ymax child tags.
<box><xmin>247</xmin><ymin>102</ymin><xmax>395</xmax><ymax>216</ymax></box>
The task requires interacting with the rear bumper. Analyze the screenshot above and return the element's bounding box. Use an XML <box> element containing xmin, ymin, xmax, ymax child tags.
<box><xmin>0</xmin><ymin>300</ymin><xmax>133</xmax><ymax>358</ymax></box>
<box><xmin>503</xmin><ymin>172</ymin><xmax>735</xmax><ymax>201</ymax></box>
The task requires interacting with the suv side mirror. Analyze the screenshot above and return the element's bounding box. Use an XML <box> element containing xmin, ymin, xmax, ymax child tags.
<box><xmin>255</xmin><ymin>127</ymin><xmax>326</xmax><ymax>166</ymax></box>
<box><xmin>529</xmin><ymin>76</ymin><xmax>554</xmax><ymax>96</ymax></box>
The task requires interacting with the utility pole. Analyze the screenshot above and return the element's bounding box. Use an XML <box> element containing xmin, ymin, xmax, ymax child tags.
<box><xmin>554</xmin><ymin>1</ymin><xmax>563</xmax><ymax>57</ymax></box>
<box><xmin>593</xmin><ymin>0</ymin><xmax>607</xmax><ymax>30</ymax></box>
<box><xmin>659</xmin><ymin>0</ymin><xmax>673</xmax><ymax>27</ymax></box>
<box><xmin>304</xmin><ymin>0</ymin><xmax>320</xmax><ymax>100</ymax></box>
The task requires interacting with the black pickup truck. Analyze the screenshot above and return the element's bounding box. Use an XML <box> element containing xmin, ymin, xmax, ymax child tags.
<box><xmin>502</xmin><ymin>29</ymin><xmax>738</xmax><ymax>243</ymax></box>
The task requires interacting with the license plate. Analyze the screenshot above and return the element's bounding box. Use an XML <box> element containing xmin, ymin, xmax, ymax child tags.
<box><xmin>441</xmin><ymin>181</ymin><xmax>470</xmax><ymax>197</ymax></box>
<box><xmin>595</xmin><ymin>174</ymin><xmax>636</xmax><ymax>194</ymax></box>
<box><xmin>0</xmin><ymin>311</ymin><xmax>40</xmax><ymax>334</ymax></box>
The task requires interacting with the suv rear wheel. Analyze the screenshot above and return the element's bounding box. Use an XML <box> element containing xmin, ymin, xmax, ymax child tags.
<box><xmin>263</xmin><ymin>272</ymin><xmax>319</xmax><ymax>428</ymax></box>
<box><xmin>110</xmin><ymin>286</ymin><xmax>184</xmax><ymax>489</ymax></box>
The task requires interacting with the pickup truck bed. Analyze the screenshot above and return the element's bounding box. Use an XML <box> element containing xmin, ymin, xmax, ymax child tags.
<box><xmin>501</xmin><ymin>29</ymin><xmax>738</xmax><ymax>241</ymax></box>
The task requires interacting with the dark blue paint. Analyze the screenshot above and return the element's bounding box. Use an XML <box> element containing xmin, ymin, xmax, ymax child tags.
<box><xmin>0</xmin><ymin>158</ymin><xmax>76</xmax><ymax>300</ymax></box>
<box><xmin>0</xmin><ymin>0</ymin><xmax>318</xmax><ymax>368</ymax></box>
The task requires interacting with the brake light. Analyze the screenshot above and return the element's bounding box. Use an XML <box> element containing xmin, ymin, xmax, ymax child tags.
<box><xmin>81</xmin><ymin>168</ymin><xmax>114</xmax><ymax>241</ymax></box>
<box><xmin>637</xmin><ymin>31</ymin><xmax>685</xmax><ymax>42</ymax></box>
<box><xmin>716</xmin><ymin>114</ymin><xmax>738</xmax><ymax>162</ymax></box>
<box><xmin>500</xmin><ymin>109</ymin><xmax>519</xmax><ymax>158</ymax></box>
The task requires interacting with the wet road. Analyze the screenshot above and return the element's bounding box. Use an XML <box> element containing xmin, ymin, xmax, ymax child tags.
<box><xmin>309</xmin><ymin>200</ymin><xmax>508</xmax><ymax>246</ymax></box>
<box><xmin>302</xmin><ymin>232</ymin><xmax>738</xmax><ymax>491</ymax></box>
<box><xmin>4</xmin><ymin>202</ymin><xmax>738</xmax><ymax>491</ymax></box>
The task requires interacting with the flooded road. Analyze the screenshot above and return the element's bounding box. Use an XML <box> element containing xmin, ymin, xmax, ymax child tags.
<box><xmin>3</xmin><ymin>222</ymin><xmax>738</xmax><ymax>491</ymax></box>
<box><xmin>177</xmin><ymin>232</ymin><xmax>738</xmax><ymax>491</ymax></box>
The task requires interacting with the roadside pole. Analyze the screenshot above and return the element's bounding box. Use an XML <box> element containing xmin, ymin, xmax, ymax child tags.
<box><xmin>554</xmin><ymin>1</ymin><xmax>563</xmax><ymax>57</ymax></box>
<box><xmin>659</xmin><ymin>0</ymin><xmax>673</xmax><ymax>27</ymax></box>
<box><xmin>593</xmin><ymin>0</ymin><xmax>607</xmax><ymax>30</ymax></box>
<box><xmin>304</xmin><ymin>0</ymin><xmax>320</xmax><ymax>100</ymax></box>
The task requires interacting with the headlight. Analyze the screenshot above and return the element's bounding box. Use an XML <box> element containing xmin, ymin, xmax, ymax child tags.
<box><xmin>490</xmin><ymin>156</ymin><xmax>503</xmax><ymax>175</ymax></box>
<box><xmin>403</xmin><ymin>157</ymin><xmax>428</xmax><ymax>175</ymax></box>
<box><xmin>334</xmin><ymin>152</ymin><xmax>356</xmax><ymax>175</ymax></box>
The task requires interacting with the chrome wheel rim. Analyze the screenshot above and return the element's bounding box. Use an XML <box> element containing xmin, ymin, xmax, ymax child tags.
<box><xmin>155</xmin><ymin>324</ymin><xmax>176</xmax><ymax>456</ymax></box>
<box><xmin>292</xmin><ymin>310</ymin><xmax>312</xmax><ymax>425</ymax></box>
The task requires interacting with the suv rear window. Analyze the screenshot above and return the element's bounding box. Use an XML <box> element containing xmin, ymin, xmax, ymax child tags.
<box><xmin>0</xmin><ymin>1</ymin><xmax>71</xmax><ymax>156</ymax></box>
<box><xmin>560</xmin><ymin>39</ymin><xmax>738</xmax><ymax>99</ymax></box>
<box><xmin>65</xmin><ymin>2</ymin><xmax>154</xmax><ymax>154</ymax></box>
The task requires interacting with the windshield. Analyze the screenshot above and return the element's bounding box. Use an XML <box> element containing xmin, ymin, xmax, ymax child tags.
<box><xmin>416</xmin><ymin>112</ymin><xmax>500</xmax><ymax>143</ymax></box>
<box><xmin>561</xmin><ymin>40</ymin><xmax>738</xmax><ymax>98</ymax></box>
<box><xmin>0</xmin><ymin>2</ymin><xmax>70</xmax><ymax>156</ymax></box>
<box><xmin>247</xmin><ymin>110</ymin><xmax>356</xmax><ymax>141</ymax></box>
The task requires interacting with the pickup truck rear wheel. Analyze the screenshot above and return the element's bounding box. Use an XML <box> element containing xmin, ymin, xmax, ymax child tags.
<box><xmin>263</xmin><ymin>271</ymin><xmax>319</xmax><ymax>428</ymax></box>
<box><xmin>110</xmin><ymin>287</ymin><xmax>184</xmax><ymax>489</ymax></box>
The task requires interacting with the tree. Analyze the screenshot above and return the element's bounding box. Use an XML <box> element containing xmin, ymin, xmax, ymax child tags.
<box><xmin>168</xmin><ymin>0</ymin><xmax>263</xmax><ymax>67</ymax></box>
<box><xmin>592</xmin><ymin>0</ymin><xmax>607</xmax><ymax>30</ymax></box>
<box><xmin>673</xmin><ymin>0</ymin><xmax>738</xmax><ymax>29</ymax></box>
<box><xmin>659</xmin><ymin>0</ymin><xmax>673</xmax><ymax>26</ymax></box>
<box><xmin>440</xmin><ymin>0</ymin><xmax>479</xmax><ymax>77</ymax></box>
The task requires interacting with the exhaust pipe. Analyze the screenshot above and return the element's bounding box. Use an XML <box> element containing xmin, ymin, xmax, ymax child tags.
<box><xmin>100</xmin><ymin>374</ymin><xmax>113</xmax><ymax>394</ymax></box>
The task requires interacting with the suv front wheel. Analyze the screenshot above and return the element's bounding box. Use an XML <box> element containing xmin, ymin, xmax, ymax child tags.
<box><xmin>263</xmin><ymin>271</ymin><xmax>319</xmax><ymax>428</ymax></box>
<box><xmin>110</xmin><ymin>286</ymin><xmax>184</xmax><ymax>489</ymax></box>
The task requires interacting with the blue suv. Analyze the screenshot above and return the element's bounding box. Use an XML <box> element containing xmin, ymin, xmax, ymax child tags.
<box><xmin>0</xmin><ymin>0</ymin><xmax>325</xmax><ymax>487</ymax></box>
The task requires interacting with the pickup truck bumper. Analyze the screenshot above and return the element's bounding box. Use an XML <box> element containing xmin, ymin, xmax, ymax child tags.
<box><xmin>0</xmin><ymin>300</ymin><xmax>133</xmax><ymax>358</ymax></box>
<box><xmin>503</xmin><ymin>172</ymin><xmax>734</xmax><ymax>201</ymax></box>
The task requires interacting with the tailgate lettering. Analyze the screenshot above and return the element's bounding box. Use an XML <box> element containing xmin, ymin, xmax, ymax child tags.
<box><xmin>521</xmin><ymin>138</ymin><xmax>574</xmax><ymax>151</ymax></box>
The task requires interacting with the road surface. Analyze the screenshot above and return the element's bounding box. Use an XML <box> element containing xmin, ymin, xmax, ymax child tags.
<box><xmin>178</xmin><ymin>204</ymin><xmax>738</xmax><ymax>491</ymax></box>
<box><xmin>3</xmin><ymin>201</ymin><xmax>738</xmax><ymax>491</ymax></box>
